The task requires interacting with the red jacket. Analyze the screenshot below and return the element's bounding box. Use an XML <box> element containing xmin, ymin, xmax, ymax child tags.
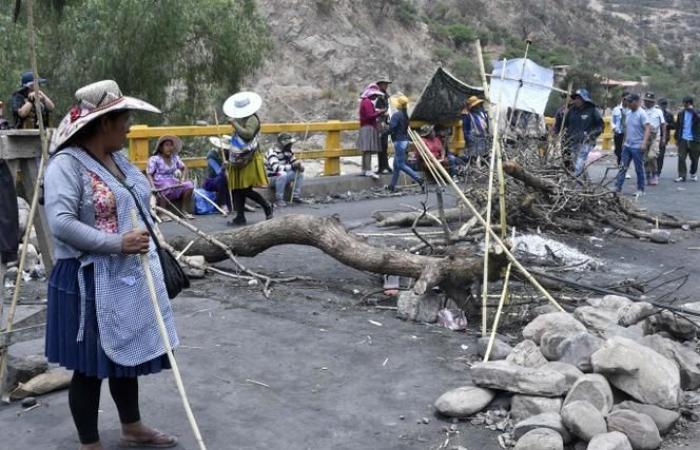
<box><xmin>359</xmin><ymin>97</ymin><xmax>382</xmax><ymax>127</ymax></box>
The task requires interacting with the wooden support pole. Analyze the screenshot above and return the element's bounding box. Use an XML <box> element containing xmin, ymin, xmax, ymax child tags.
<box><xmin>483</xmin><ymin>263</ymin><xmax>512</xmax><ymax>362</ymax></box>
<box><xmin>130</xmin><ymin>211</ymin><xmax>207</xmax><ymax>450</ymax></box>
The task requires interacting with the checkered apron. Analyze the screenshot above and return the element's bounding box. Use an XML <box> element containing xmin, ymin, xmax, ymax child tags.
<box><xmin>60</xmin><ymin>147</ymin><xmax>178</xmax><ymax>366</ymax></box>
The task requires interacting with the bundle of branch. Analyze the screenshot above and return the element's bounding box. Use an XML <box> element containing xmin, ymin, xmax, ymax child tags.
<box><xmin>456</xmin><ymin>138</ymin><xmax>698</xmax><ymax>241</ymax></box>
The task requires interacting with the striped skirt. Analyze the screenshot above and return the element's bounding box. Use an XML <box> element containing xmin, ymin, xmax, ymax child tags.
<box><xmin>357</xmin><ymin>125</ymin><xmax>381</xmax><ymax>153</ymax></box>
<box><xmin>45</xmin><ymin>259</ymin><xmax>170</xmax><ymax>379</ymax></box>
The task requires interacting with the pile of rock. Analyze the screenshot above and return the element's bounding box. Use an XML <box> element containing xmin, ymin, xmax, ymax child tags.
<box><xmin>434</xmin><ymin>295</ymin><xmax>699</xmax><ymax>449</ymax></box>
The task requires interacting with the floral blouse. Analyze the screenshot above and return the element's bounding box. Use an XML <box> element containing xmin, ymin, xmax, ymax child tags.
<box><xmin>88</xmin><ymin>171</ymin><xmax>118</xmax><ymax>233</ymax></box>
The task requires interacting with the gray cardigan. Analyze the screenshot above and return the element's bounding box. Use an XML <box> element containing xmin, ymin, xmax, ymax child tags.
<box><xmin>44</xmin><ymin>153</ymin><xmax>123</xmax><ymax>260</ymax></box>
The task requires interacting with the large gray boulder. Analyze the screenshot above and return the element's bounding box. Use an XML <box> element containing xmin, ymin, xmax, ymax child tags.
<box><xmin>591</xmin><ymin>337</ymin><xmax>680</xmax><ymax>409</ymax></box>
<box><xmin>511</xmin><ymin>395</ymin><xmax>562</xmax><ymax>422</ymax></box>
<box><xmin>613</xmin><ymin>401</ymin><xmax>680</xmax><ymax>435</ymax></box>
<box><xmin>434</xmin><ymin>386</ymin><xmax>495</xmax><ymax>418</ymax></box>
<box><xmin>574</xmin><ymin>306</ymin><xmax>619</xmax><ymax>335</ymax></box>
<box><xmin>396</xmin><ymin>291</ymin><xmax>441</xmax><ymax>323</ymax></box>
<box><xmin>560</xmin><ymin>400</ymin><xmax>606</xmax><ymax>442</ymax></box>
<box><xmin>514</xmin><ymin>428</ymin><xmax>564</xmax><ymax>450</ymax></box>
<box><xmin>506</xmin><ymin>339</ymin><xmax>548</xmax><ymax>368</ymax></box>
<box><xmin>606</xmin><ymin>409</ymin><xmax>661</xmax><ymax>450</ymax></box>
<box><xmin>617</xmin><ymin>302</ymin><xmax>657</xmax><ymax>327</ymax></box>
<box><xmin>541</xmin><ymin>331</ymin><xmax>571</xmax><ymax>360</ymax></box>
<box><xmin>563</xmin><ymin>374</ymin><xmax>613</xmax><ymax>414</ymax></box>
<box><xmin>641</xmin><ymin>334</ymin><xmax>700</xmax><ymax>390</ymax></box>
<box><xmin>476</xmin><ymin>336</ymin><xmax>513</xmax><ymax>360</ymax></box>
<box><xmin>5</xmin><ymin>355</ymin><xmax>48</xmax><ymax>391</ymax></box>
<box><xmin>587</xmin><ymin>432</ymin><xmax>633</xmax><ymax>450</ymax></box>
<box><xmin>513</xmin><ymin>412</ymin><xmax>572</xmax><ymax>443</ymax></box>
<box><xmin>645</xmin><ymin>310</ymin><xmax>696</xmax><ymax>341</ymax></box>
<box><xmin>542</xmin><ymin>362</ymin><xmax>584</xmax><ymax>390</ymax></box>
<box><xmin>557</xmin><ymin>332</ymin><xmax>604</xmax><ymax>372</ymax></box>
<box><xmin>522</xmin><ymin>312</ymin><xmax>586</xmax><ymax>345</ymax></box>
<box><xmin>470</xmin><ymin>361</ymin><xmax>567</xmax><ymax>397</ymax></box>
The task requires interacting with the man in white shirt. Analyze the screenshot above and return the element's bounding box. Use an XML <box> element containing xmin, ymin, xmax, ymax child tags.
<box><xmin>611</xmin><ymin>91</ymin><xmax>629</xmax><ymax>167</ymax></box>
<box><xmin>641</xmin><ymin>92</ymin><xmax>666</xmax><ymax>185</ymax></box>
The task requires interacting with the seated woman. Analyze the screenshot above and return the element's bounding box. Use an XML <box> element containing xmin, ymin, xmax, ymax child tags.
<box><xmin>204</xmin><ymin>136</ymin><xmax>232</xmax><ymax>212</ymax></box>
<box><xmin>146</xmin><ymin>135</ymin><xmax>195</xmax><ymax>219</ymax></box>
<box><xmin>417</xmin><ymin>125</ymin><xmax>449</xmax><ymax>182</ymax></box>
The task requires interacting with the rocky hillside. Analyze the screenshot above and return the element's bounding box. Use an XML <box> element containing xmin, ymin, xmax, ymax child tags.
<box><xmin>245</xmin><ymin>0</ymin><xmax>697</xmax><ymax>123</ymax></box>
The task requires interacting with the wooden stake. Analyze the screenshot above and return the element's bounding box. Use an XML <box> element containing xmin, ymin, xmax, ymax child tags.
<box><xmin>483</xmin><ymin>263</ymin><xmax>512</xmax><ymax>362</ymax></box>
<box><xmin>130</xmin><ymin>210</ymin><xmax>207</xmax><ymax>450</ymax></box>
<box><xmin>0</xmin><ymin>0</ymin><xmax>51</xmax><ymax>402</ymax></box>
<box><xmin>289</xmin><ymin>170</ymin><xmax>298</xmax><ymax>203</ymax></box>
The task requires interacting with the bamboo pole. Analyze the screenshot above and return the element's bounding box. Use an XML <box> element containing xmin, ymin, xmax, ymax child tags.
<box><xmin>0</xmin><ymin>0</ymin><xmax>51</xmax><ymax>402</ymax></box>
<box><xmin>129</xmin><ymin>210</ymin><xmax>207</xmax><ymax>450</ymax></box>
<box><xmin>289</xmin><ymin>170</ymin><xmax>298</xmax><ymax>203</ymax></box>
<box><xmin>407</xmin><ymin>132</ymin><xmax>565</xmax><ymax>314</ymax></box>
<box><xmin>483</xmin><ymin>263</ymin><xmax>512</xmax><ymax>362</ymax></box>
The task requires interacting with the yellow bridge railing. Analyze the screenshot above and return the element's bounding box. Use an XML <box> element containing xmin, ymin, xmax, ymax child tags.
<box><xmin>127</xmin><ymin>117</ymin><xmax>615</xmax><ymax>176</ymax></box>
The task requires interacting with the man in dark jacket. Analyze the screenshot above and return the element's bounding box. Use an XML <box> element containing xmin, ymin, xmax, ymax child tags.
<box><xmin>555</xmin><ymin>88</ymin><xmax>604</xmax><ymax>176</ymax></box>
<box><xmin>657</xmin><ymin>98</ymin><xmax>674</xmax><ymax>176</ymax></box>
<box><xmin>674</xmin><ymin>96</ymin><xmax>700</xmax><ymax>182</ymax></box>
<box><xmin>11</xmin><ymin>71</ymin><xmax>55</xmax><ymax>129</ymax></box>
<box><xmin>374</xmin><ymin>76</ymin><xmax>393</xmax><ymax>174</ymax></box>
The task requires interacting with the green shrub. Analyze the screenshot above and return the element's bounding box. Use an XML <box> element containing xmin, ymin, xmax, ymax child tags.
<box><xmin>446</xmin><ymin>23</ymin><xmax>477</xmax><ymax>48</ymax></box>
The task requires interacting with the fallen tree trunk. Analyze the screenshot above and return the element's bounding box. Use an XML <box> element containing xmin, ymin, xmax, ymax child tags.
<box><xmin>168</xmin><ymin>214</ymin><xmax>507</xmax><ymax>300</ymax></box>
<box><xmin>372</xmin><ymin>208</ymin><xmax>467</xmax><ymax>228</ymax></box>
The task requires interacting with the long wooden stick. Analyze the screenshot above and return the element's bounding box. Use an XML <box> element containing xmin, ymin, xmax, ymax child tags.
<box><xmin>407</xmin><ymin>132</ymin><xmax>564</xmax><ymax>313</ymax></box>
<box><xmin>483</xmin><ymin>263</ymin><xmax>512</xmax><ymax>362</ymax></box>
<box><xmin>478</xmin><ymin>59</ymin><xmax>507</xmax><ymax>336</ymax></box>
<box><xmin>130</xmin><ymin>211</ymin><xmax>206</xmax><ymax>450</ymax></box>
<box><xmin>289</xmin><ymin>170</ymin><xmax>298</xmax><ymax>203</ymax></box>
<box><xmin>213</xmin><ymin>110</ymin><xmax>235</xmax><ymax>211</ymax></box>
<box><xmin>0</xmin><ymin>0</ymin><xmax>51</xmax><ymax>402</ymax></box>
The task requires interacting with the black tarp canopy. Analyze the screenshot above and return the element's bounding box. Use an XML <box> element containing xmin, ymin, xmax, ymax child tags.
<box><xmin>410</xmin><ymin>67</ymin><xmax>484</xmax><ymax>124</ymax></box>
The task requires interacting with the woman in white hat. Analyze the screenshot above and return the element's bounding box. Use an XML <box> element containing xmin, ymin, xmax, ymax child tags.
<box><xmin>222</xmin><ymin>91</ymin><xmax>273</xmax><ymax>226</ymax></box>
<box><xmin>45</xmin><ymin>80</ymin><xmax>178</xmax><ymax>449</ymax></box>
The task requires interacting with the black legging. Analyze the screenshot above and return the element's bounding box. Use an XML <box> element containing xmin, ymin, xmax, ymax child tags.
<box><xmin>69</xmin><ymin>372</ymin><xmax>140</xmax><ymax>444</ymax></box>
<box><xmin>232</xmin><ymin>187</ymin><xmax>271</xmax><ymax>216</ymax></box>
<box><xmin>614</xmin><ymin>132</ymin><xmax>624</xmax><ymax>166</ymax></box>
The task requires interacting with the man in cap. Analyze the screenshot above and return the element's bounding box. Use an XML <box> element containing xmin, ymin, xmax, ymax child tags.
<box><xmin>557</xmin><ymin>88</ymin><xmax>604</xmax><ymax>176</ymax></box>
<box><xmin>641</xmin><ymin>92</ymin><xmax>666</xmax><ymax>185</ymax></box>
<box><xmin>615</xmin><ymin>93</ymin><xmax>651</xmax><ymax>195</ymax></box>
<box><xmin>11</xmin><ymin>70</ymin><xmax>55</xmax><ymax>129</ymax></box>
<box><xmin>673</xmin><ymin>96</ymin><xmax>700</xmax><ymax>182</ymax></box>
<box><xmin>375</xmin><ymin>76</ymin><xmax>393</xmax><ymax>174</ymax></box>
<box><xmin>611</xmin><ymin>91</ymin><xmax>630</xmax><ymax>167</ymax></box>
<box><xmin>656</xmin><ymin>98</ymin><xmax>675</xmax><ymax>177</ymax></box>
<box><xmin>265</xmin><ymin>133</ymin><xmax>304</xmax><ymax>207</ymax></box>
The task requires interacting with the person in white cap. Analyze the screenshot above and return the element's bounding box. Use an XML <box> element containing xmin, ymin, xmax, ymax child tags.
<box><xmin>44</xmin><ymin>80</ymin><xmax>178</xmax><ymax>449</ymax></box>
<box><xmin>222</xmin><ymin>91</ymin><xmax>273</xmax><ymax>225</ymax></box>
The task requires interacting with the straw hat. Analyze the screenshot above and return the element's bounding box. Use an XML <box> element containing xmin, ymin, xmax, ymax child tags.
<box><xmin>223</xmin><ymin>92</ymin><xmax>262</xmax><ymax>119</ymax></box>
<box><xmin>467</xmin><ymin>95</ymin><xmax>484</xmax><ymax>109</ymax></box>
<box><xmin>154</xmin><ymin>135</ymin><xmax>182</xmax><ymax>155</ymax></box>
<box><xmin>209</xmin><ymin>135</ymin><xmax>233</xmax><ymax>150</ymax></box>
<box><xmin>395</xmin><ymin>95</ymin><xmax>409</xmax><ymax>109</ymax></box>
<box><xmin>50</xmin><ymin>80</ymin><xmax>160</xmax><ymax>152</ymax></box>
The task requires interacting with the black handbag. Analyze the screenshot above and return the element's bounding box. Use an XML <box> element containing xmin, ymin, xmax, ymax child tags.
<box><xmin>83</xmin><ymin>149</ymin><xmax>190</xmax><ymax>298</ymax></box>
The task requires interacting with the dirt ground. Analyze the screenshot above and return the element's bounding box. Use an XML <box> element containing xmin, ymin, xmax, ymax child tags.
<box><xmin>2</xmin><ymin>153</ymin><xmax>700</xmax><ymax>449</ymax></box>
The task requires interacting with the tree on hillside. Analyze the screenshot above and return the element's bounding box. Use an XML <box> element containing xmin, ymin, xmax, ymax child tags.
<box><xmin>2</xmin><ymin>0</ymin><xmax>271</xmax><ymax>123</ymax></box>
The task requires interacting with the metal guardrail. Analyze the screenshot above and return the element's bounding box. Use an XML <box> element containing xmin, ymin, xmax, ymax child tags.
<box><xmin>127</xmin><ymin>117</ymin><xmax>617</xmax><ymax>176</ymax></box>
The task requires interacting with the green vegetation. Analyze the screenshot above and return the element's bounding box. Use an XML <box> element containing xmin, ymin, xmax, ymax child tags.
<box><xmin>1</xmin><ymin>0</ymin><xmax>271</xmax><ymax>124</ymax></box>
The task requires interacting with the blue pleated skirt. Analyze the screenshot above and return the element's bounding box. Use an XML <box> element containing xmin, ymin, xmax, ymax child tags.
<box><xmin>45</xmin><ymin>259</ymin><xmax>170</xmax><ymax>379</ymax></box>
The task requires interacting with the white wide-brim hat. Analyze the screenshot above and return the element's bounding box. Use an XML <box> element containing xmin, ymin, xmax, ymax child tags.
<box><xmin>209</xmin><ymin>135</ymin><xmax>233</xmax><ymax>150</ymax></box>
<box><xmin>50</xmin><ymin>80</ymin><xmax>160</xmax><ymax>153</ymax></box>
<box><xmin>222</xmin><ymin>92</ymin><xmax>262</xmax><ymax>119</ymax></box>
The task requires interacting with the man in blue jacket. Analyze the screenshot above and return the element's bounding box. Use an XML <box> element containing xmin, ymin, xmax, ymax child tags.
<box><xmin>674</xmin><ymin>96</ymin><xmax>700</xmax><ymax>182</ymax></box>
<box><xmin>555</xmin><ymin>89</ymin><xmax>604</xmax><ymax>177</ymax></box>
